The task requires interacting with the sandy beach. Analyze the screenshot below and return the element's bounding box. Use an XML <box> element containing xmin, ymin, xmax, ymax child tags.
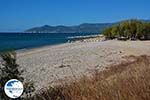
<box><xmin>16</xmin><ymin>40</ymin><xmax>150</xmax><ymax>91</ymax></box>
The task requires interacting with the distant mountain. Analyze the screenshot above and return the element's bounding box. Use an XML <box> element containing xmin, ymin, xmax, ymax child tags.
<box><xmin>25</xmin><ymin>19</ymin><xmax>150</xmax><ymax>33</ymax></box>
<box><xmin>25</xmin><ymin>23</ymin><xmax>113</xmax><ymax>33</ymax></box>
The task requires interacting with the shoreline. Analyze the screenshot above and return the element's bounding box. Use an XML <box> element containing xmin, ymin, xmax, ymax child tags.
<box><xmin>17</xmin><ymin>35</ymin><xmax>105</xmax><ymax>55</ymax></box>
<box><xmin>0</xmin><ymin>33</ymin><xmax>101</xmax><ymax>53</ymax></box>
<box><xmin>16</xmin><ymin>42</ymin><xmax>70</xmax><ymax>54</ymax></box>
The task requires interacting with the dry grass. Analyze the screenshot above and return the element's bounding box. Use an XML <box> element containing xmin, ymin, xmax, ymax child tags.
<box><xmin>34</xmin><ymin>55</ymin><xmax>150</xmax><ymax>100</ymax></box>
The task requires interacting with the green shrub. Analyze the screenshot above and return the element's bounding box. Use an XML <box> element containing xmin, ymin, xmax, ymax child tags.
<box><xmin>102</xmin><ymin>19</ymin><xmax>150</xmax><ymax>40</ymax></box>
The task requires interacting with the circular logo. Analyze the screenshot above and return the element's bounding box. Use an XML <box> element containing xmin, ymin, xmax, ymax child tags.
<box><xmin>4</xmin><ymin>79</ymin><xmax>24</xmax><ymax>99</ymax></box>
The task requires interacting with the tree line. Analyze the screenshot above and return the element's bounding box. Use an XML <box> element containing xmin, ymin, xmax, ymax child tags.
<box><xmin>102</xmin><ymin>19</ymin><xmax>150</xmax><ymax>40</ymax></box>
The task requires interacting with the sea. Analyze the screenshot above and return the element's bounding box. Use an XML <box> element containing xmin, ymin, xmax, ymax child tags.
<box><xmin>0</xmin><ymin>33</ymin><xmax>99</xmax><ymax>52</ymax></box>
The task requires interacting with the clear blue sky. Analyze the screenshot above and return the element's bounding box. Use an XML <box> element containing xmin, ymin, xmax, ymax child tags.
<box><xmin>0</xmin><ymin>0</ymin><xmax>150</xmax><ymax>32</ymax></box>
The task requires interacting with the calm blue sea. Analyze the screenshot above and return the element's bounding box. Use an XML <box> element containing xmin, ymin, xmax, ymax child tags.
<box><xmin>0</xmin><ymin>33</ymin><xmax>99</xmax><ymax>52</ymax></box>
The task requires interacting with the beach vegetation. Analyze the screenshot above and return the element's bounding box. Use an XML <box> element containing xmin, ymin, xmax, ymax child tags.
<box><xmin>0</xmin><ymin>51</ymin><xmax>35</xmax><ymax>100</ymax></box>
<box><xmin>102</xmin><ymin>19</ymin><xmax>150</xmax><ymax>40</ymax></box>
<box><xmin>0</xmin><ymin>51</ymin><xmax>24</xmax><ymax>100</ymax></box>
<box><xmin>33</xmin><ymin>55</ymin><xmax>150</xmax><ymax>100</ymax></box>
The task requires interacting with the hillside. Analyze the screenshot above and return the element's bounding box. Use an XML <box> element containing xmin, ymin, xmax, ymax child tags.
<box><xmin>25</xmin><ymin>19</ymin><xmax>150</xmax><ymax>33</ymax></box>
<box><xmin>25</xmin><ymin>23</ymin><xmax>112</xmax><ymax>33</ymax></box>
